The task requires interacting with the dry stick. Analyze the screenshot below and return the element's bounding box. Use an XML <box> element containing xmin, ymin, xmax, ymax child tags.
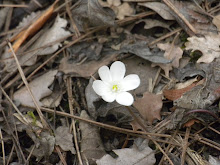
<box><xmin>0</xmin><ymin>86</ymin><xmax>29</xmax><ymax>124</ymax></box>
<box><xmin>208</xmin><ymin>126</ymin><xmax>220</xmax><ymax>135</ymax></box>
<box><xmin>66</xmin><ymin>78</ymin><xmax>83</xmax><ymax>165</ymax></box>
<box><xmin>162</xmin><ymin>0</ymin><xmax>197</xmax><ymax>35</ymax></box>
<box><xmin>126</xmin><ymin>107</ymin><xmax>174</xmax><ymax>165</ymax></box>
<box><xmin>25</xmin><ymin>145</ymin><xmax>36</xmax><ymax>165</ymax></box>
<box><xmin>158</xmin><ymin>130</ymin><xmax>178</xmax><ymax>165</ymax></box>
<box><xmin>148</xmin><ymin>27</ymin><xmax>182</xmax><ymax>46</ymax></box>
<box><xmin>181</xmin><ymin>127</ymin><xmax>191</xmax><ymax>165</ymax></box>
<box><xmin>6</xmin><ymin>144</ymin><xmax>15</xmax><ymax>165</ymax></box>
<box><xmin>40</xmin><ymin>107</ymin><xmax>172</xmax><ymax>139</ymax></box>
<box><xmin>7</xmin><ymin>42</ymin><xmax>50</xmax><ymax>130</ymax></box>
<box><xmin>65</xmin><ymin>0</ymin><xmax>80</xmax><ymax>37</ymax></box>
<box><xmin>1</xmin><ymin>109</ymin><xmax>26</xmax><ymax>163</ymax></box>
<box><xmin>55</xmin><ymin>146</ymin><xmax>67</xmax><ymax>165</ymax></box>
<box><xmin>0</xmin><ymin>129</ymin><xmax>5</xmax><ymax>165</ymax></box>
<box><xmin>0</xmin><ymin>4</ymin><xmax>28</xmax><ymax>7</ymax></box>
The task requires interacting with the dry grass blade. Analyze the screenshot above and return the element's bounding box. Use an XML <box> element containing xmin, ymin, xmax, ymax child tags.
<box><xmin>0</xmin><ymin>129</ymin><xmax>5</xmax><ymax>165</ymax></box>
<box><xmin>8</xmin><ymin>42</ymin><xmax>50</xmax><ymax>130</ymax></box>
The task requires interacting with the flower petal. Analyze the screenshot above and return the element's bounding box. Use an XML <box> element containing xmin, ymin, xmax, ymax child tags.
<box><xmin>121</xmin><ymin>74</ymin><xmax>140</xmax><ymax>91</ymax></box>
<box><xmin>98</xmin><ymin>66</ymin><xmax>112</xmax><ymax>82</ymax></box>
<box><xmin>92</xmin><ymin>80</ymin><xmax>109</xmax><ymax>96</ymax></box>
<box><xmin>102</xmin><ymin>93</ymin><xmax>116</xmax><ymax>102</ymax></box>
<box><xmin>110</xmin><ymin>61</ymin><xmax>126</xmax><ymax>81</ymax></box>
<box><xmin>116</xmin><ymin>92</ymin><xmax>134</xmax><ymax>106</ymax></box>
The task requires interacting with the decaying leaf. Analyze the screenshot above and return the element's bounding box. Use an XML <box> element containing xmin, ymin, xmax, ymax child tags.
<box><xmin>11</xmin><ymin>0</ymin><xmax>59</xmax><ymax>52</ymax></box>
<box><xmin>185</xmin><ymin>34</ymin><xmax>220</xmax><ymax>63</ymax></box>
<box><xmin>139</xmin><ymin>1</ymin><xmax>214</xmax><ymax>35</ymax></box>
<box><xmin>27</xmin><ymin>131</ymin><xmax>55</xmax><ymax>161</ymax></box>
<box><xmin>163</xmin><ymin>79</ymin><xmax>204</xmax><ymax>101</ymax></box>
<box><xmin>137</xmin><ymin>19</ymin><xmax>172</xmax><ymax>30</ymax></box>
<box><xmin>209</xmin><ymin>155</ymin><xmax>220</xmax><ymax>165</ymax></box>
<box><xmin>152</xmin><ymin>43</ymin><xmax>183</xmax><ymax>77</ymax></box>
<box><xmin>79</xmin><ymin>110</ymin><xmax>106</xmax><ymax>164</ymax></box>
<box><xmin>55</xmin><ymin>126</ymin><xmax>76</xmax><ymax>154</ymax></box>
<box><xmin>133</xmin><ymin>92</ymin><xmax>162</xmax><ymax>124</ymax></box>
<box><xmin>72</xmin><ymin>0</ymin><xmax>115</xmax><ymax>29</ymax></box>
<box><xmin>120</xmin><ymin>41</ymin><xmax>171</xmax><ymax>64</ymax></box>
<box><xmin>13</xmin><ymin>70</ymin><xmax>58</xmax><ymax>107</ymax></box>
<box><xmin>183</xmin><ymin>119</ymin><xmax>200</xmax><ymax>127</ymax></box>
<box><xmin>59</xmin><ymin>53</ymin><xmax>118</xmax><ymax>78</ymax></box>
<box><xmin>96</xmin><ymin>138</ymin><xmax>156</xmax><ymax>165</ymax></box>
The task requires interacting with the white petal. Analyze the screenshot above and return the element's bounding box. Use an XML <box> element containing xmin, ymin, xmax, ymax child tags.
<box><xmin>121</xmin><ymin>74</ymin><xmax>140</xmax><ymax>91</ymax></box>
<box><xmin>98</xmin><ymin>66</ymin><xmax>112</xmax><ymax>82</ymax></box>
<box><xmin>102</xmin><ymin>93</ymin><xmax>116</xmax><ymax>102</ymax></box>
<box><xmin>110</xmin><ymin>61</ymin><xmax>126</xmax><ymax>81</ymax></box>
<box><xmin>116</xmin><ymin>92</ymin><xmax>134</xmax><ymax>106</ymax></box>
<box><xmin>92</xmin><ymin>80</ymin><xmax>109</xmax><ymax>96</ymax></box>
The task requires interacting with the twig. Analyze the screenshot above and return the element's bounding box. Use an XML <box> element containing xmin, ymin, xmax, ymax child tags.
<box><xmin>66</xmin><ymin>78</ymin><xmax>83</xmax><ymax>165</ymax></box>
<box><xmin>162</xmin><ymin>0</ymin><xmax>196</xmax><ymax>35</ymax></box>
<box><xmin>148</xmin><ymin>27</ymin><xmax>182</xmax><ymax>46</ymax></box>
<box><xmin>126</xmin><ymin>107</ymin><xmax>174</xmax><ymax>165</ymax></box>
<box><xmin>55</xmin><ymin>146</ymin><xmax>67</xmax><ymax>165</ymax></box>
<box><xmin>0</xmin><ymin>4</ymin><xmax>28</xmax><ymax>8</ymax></box>
<box><xmin>0</xmin><ymin>129</ymin><xmax>5</xmax><ymax>165</ymax></box>
<box><xmin>181</xmin><ymin>127</ymin><xmax>191</xmax><ymax>165</ymax></box>
<box><xmin>7</xmin><ymin>42</ymin><xmax>50</xmax><ymax>130</ymax></box>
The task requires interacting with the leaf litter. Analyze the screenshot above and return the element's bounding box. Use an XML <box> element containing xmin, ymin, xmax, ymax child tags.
<box><xmin>0</xmin><ymin>0</ymin><xmax>220</xmax><ymax>164</ymax></box>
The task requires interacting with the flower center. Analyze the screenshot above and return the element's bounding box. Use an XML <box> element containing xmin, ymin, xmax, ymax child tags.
<box><xmin>112</xmin><ymin>84</ymin><xmax>118</xmax><ymax>92</ymax></box>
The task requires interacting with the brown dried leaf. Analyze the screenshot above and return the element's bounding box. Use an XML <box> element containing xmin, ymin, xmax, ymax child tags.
<box><xmin>213</xmin><ymin>14</ymin><xmax>220</xmax><ymax>31</ymax></box>
<box><xmin>59</xmin><ymin>54</ymin><xmax>118</xmax><ymax>78</ymax></box>
<box><xmin>185</xmin><ymin>34</ymin><xmax>220</xmax><ymax>63</ymax></box>
<box><xmin>163</xmin><ymin>79</ymin><xmax>204</xmax><ymax>101</ymax></box>
<box><xmin>152</xmin><ymin>43</ymin><xmax>183</xmax><ymax>77</ymax></box>
<box><xmin>133</xmin><ymin>92</ymin><xmax>162</xmax><ymax>124</ymax></box>
<box><xmin>11</xmin><ymin>0</ymin><xmax>58</xmax><ymax>52</ymax></box>
<box><xmin>183</xmin><ymin>119</ymin><xmax>200</xmax><ymax>127</ymax></box>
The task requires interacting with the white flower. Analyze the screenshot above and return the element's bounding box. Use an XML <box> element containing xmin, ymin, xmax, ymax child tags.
<box><xmin>92</xmin><ymin>61</ymin><xmax>140</xmax><ymax>106</ymax></box>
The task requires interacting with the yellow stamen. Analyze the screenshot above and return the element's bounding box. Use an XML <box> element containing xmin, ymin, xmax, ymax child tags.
<box><xmin>112</xmin><ymin>85</ymin><xmax>118</xmax><ymax>92</ymax></box>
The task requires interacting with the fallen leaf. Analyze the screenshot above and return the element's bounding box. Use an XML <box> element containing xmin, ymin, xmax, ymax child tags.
<box><xmin>152</xmin><ymin>43</ymin><xmax>183</xmax><ymax>77</ymax></box>
<box><xmin>185</xmin><ymin>34</ymin><xmax>220</xmax><ymax>63</ymax></box>
<box><xmin>139</xmin><ymin>1</ymin><xmax>214</xmax><ymax>35</ymax></box>
<box><xmin>0</xmin><ymin>7</ymin><xmax>10</xmax><ymax>30</ymax></box>
<box><xmin>55</xmin><ymin>126</ymin><xmax>76</xmax><ymax>154</ymax></box>
<box><xmin>133</xmin><ymin>92</ymin><xmax>162</xmax><ymax>124</ymax></box>
<box><xmin>120</xmin><ymin>41</ymin><xmax>171</xmax><ymax>64</ymax></box>
<box><xmin>11</xmin><ymin>0</ymin><xmax>58</xmax><ymax>52</ymax></box>
<box><xmin>13</xmin><ymin>70</ymin><xmax>58</xmax><ymax>107</ymax></box>
<box><xmin>139</xmin><ymin>2</ymin><xmax>174</xmax><ymax>20</ymax></box>
<box><xmin>137</xmin><ymin>19</ymin><xmax>172</xmax><ymax>30</ymax></box>
<box><xmin>213</xmin><ymin>14</ymin><xmax>220</xmax><ymax>31</ymax></box>
<box><xmin>72</xmin><ymin>0</ymin><xmax>115</xmax><ymax>29</ymax></box>
<box><xmin>2</xmin><ymin>16</ymin><xmax>70</xmax><ymax>72</ymax></box>
<box><xmin>79</xmin><ymin>110</ymin><xmax>106</xmax><ymax>164</ymax></box>
<box><xmin>59</xmin><ymin>53</ymin><xmax>118</xmax><ymax>78</ymax></box>
<box><xmin>96</xmin><ymin>138</ymin><xmax>156</xmax><ymax>165</ymax></box>
<box><xmin>114</xmin><ymin>2</ymin><xmax>135</xmax><ymax>20</ymax></box>
<box><xmin>209</xmin><ymin>155</ymin><xmax>220</xmax><ymax>165</ymax></box>
<box><xmin>183</xmin><ymin>119</ymin><xmax>200</xmax><ymax>127</ymax></box>
<box><xmin>163</xmin><ymin>79</ymin><xmax>204</xmax><ymax>101</ymax></box>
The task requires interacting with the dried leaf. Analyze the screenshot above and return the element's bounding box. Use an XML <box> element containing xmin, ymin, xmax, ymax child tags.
<box><xmin>114</xmin><ymin>2</ymin><xmax>135</xmax><ymax>20</ymax></box>
<box><xmin>11</xmin><ymin>0</ymin><xmax>58</xmax><ymax>52</ymax></box>
<box><xmin>0</xmin><ymin>7</ymin><xmax>10</xmax><ymax>30</ymax></box>
<box><xmin>133</xmin><ymin>92</ymin><xmax>162</xmax><ymax>124</ymax></box>
<box><xmin>163</xmin><ymin>79</ymin><xmax>204</xmax><ymax>101</ymax></box>
<box><xmin>59</xmin><ymin>54</ymin><xmax>118</xmax><ymax>78</ymax></box>
<box><xmin>96</xmin><ymin>138</ymin><xmax>156</xmax><ymax>165</ymax></box>
<box><xmin>79</xmin><ymin>110</ymin><xmax>106</xmax><ymax>164</ymax></box>
<box><xmin>120</xmin><ymin>41</ymin><xmax>171</xmax><ymax>64</ymax></box>
<box><xmin>183</xmin><ymin>119</ymin><xmax>200</xmax><ymax>127</ymax></box>
<box><xmin>55</xmin><ymin>126</ymin><xmax>76</xmax><ymax>154</ymax></box>
<box><xmin>72</xmin><ymin>0</ymin><xmax>115</xmax><ymax>29</ymax></box>
<box><xmin>13</xmin><ymin>70</ymin><xmax>58</xmax><ymax>107</ymax></box>
<box><xmin>152</xmin><ymin>43</ymin><xmax>183</xmax><ymax>77</ymax></box>
<box><xmin>213</xmin><ymin>14</ymin><xmax>220</xmax><ymax>31</ymax></box>
<box><xmin>185</xmin><ymin>34</ymin><xmax>220</xmax><ymax>63</ymax></box>
<box><xmin>209</xmin><ymin>155</ymin><xmax>220</xmax><ymax>165</ymax></box>
<box><xmin>138</xmin><ymin>19</ymin><xmax>172</xmax><ymax>30</ymax></box>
